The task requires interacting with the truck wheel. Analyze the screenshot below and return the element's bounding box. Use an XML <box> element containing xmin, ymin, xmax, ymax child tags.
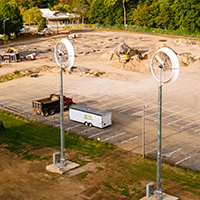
<box><xmin>36</xmin><ymin>111</ymin><xmax>41</xmax><ymax>115</ymax></box>
<box><xmin>84</xmin><ymin>122</ymin><xmax>88</xmax><ymax>126</ymax></box>
<box><xmin>49</xmin><ymin>109</ymin><xmax>55</xmax><ymax>115</ymax></box>
<box><xmin>67</xmin><ymin>102</ymin><xmax>72</xmax><ymax>109</ymax></box>
<box><xmin>43</xmin><ymin>111</ymin><xmax>48</xmax><ymax>117</ymax></box>
<box><xmin>88</xmin><ymin>123</ymin><xmax>93</xmax><ymax>127</ymax></box>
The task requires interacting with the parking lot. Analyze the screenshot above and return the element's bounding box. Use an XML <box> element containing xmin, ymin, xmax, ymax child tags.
<box><xmin>1</xmin><ymin>67</ymin><xmax>200</xmax><ymax>170</ymax></box>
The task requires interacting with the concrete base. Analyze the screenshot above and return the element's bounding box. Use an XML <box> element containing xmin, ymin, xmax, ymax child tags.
<box><xmin>140</xmin><ymin>193</ymin><xmax>179</xmax><ymax>200</ymax></box>
<box><xmin>46</xmin><ymin>160</ymin><xmax>80</xmax><ymax>174</ymax></box>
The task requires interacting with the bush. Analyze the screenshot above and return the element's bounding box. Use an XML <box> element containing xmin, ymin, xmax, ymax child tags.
<box><xmin>38</xmin><ymin>19</ymin><xmax>47</xmax><ymax>31</ymax></box>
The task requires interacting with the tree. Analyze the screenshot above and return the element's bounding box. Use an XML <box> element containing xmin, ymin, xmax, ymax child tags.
<box><xmin>172</xmin><ymin>0</ymin><xmax>200</xmax><ymax>33</ymax></box>
<box><xmin>88</xmin><ymin>0</ymin><xmax>123</xmax><ymax>24</ymax></box>
<box><xmin>0</xmin><ymin>2</ymin><xmax>23</xmax><ymax>39</ymax></box>
<box><xmin>72</xmin><ymin>0</ymin><xmax>89</xmax><ymax>24</ymax></box>
<box><xmin>155</xmin><ymin>0</ymin><xmax>175</xmax><ymax>30</ymax></box>
<box><xmin>51</xmin><ymin>3</ymin><xmax>72</xmax><ymax>12</ymax></box>
<box><xmin>38</xmin><ymin>19</ymin><xmax>47</xmax><ymax>30</ymax></box>
<box><xmin>21</xmin><ymin>7</ymin><xmax>43</xmax><ymax>24</ymax></box>
<box><xmin>104</xmin><ymin>0</ymin><xmax>130</xmax><ymax>26</ymax></box>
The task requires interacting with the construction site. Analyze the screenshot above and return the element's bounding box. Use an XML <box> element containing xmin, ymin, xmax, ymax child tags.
<box><xmin>1</xmin><ymin>29</ymin><xmax>200</xmax><ymax>199</ymax></box>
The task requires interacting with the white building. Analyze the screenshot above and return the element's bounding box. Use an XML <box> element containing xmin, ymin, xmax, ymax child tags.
<box><xmin>39</xmin><ymin>8</ymin><xmax>80</xmax><ymax>27</ymax></box>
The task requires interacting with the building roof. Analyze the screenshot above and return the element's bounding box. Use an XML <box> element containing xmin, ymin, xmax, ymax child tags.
<box><xmin>39</xmin><ymin>8</ymin><xmax>80</xmax><ymax>20</ymax></box>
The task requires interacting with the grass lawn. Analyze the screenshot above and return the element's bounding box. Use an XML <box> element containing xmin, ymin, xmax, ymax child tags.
<box><xmin>1</xmin><ymin>110</ymin><xmax>200</xmax><ymax>199</ymax></box>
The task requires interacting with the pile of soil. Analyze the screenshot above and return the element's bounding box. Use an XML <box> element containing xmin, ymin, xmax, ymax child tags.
<box><xmin>106</xmin><ymin>43</ymin><xmax>198</xmax><ymax>73</ymax></box>
<box><xmin>173</xmin><ymin>38</ymin><xmax>196</xmax><ymax>46</ymax></box>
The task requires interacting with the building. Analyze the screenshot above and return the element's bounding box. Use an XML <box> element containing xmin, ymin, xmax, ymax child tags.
<box><xmin>39</xmin><ymin>8</ymin><xmax>80</xmax><ymax>27</ymax></box>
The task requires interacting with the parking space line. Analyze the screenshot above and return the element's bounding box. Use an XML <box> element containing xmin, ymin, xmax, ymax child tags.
<box><xmin>146</xmin><ymin>147</ymin><xmax>157</xmax><ymax>154</ymax></box>
<box><xmin>180</xmin><ymin>119</ymin><xmax>200</xmax><ymax>129</ymax></box>
<box><xmin>189</xmin><ymin>90</ymin><xmax>200</xmax><ymax>97</ymax></box>
<box><xmin>167</xmin><ymin>110</ymin><xmax>199</xmax><ymax>126</ymax></box>
<box><xmin>154</xmin><ymin>105</ymin><xmax>180</xmax><ymax>122</ymax></box>
<box><xmin>112</xmin><ymin>98</ymin><xmax>145</xmax><ymax>109</ymax></box>
<box><xmin>102</xmin><ymin>132</ymin><xmax>125</xmax><ymax>142</ymax></box>
<box><xmin>132</xmin><ymin>102</ymin><xmax>168</xmax><ymax>116</ymax></box>
<box><xmin>65</xmin><ymin>124</ymin><xmax>82</xmax><ymax>130</ymax></box>
<box><xmin>79</xmin><ymin>127</ymin><xmax>95</xmax><ymax>134</ymax></box>
<box><xmin>120</xmin><ymin>136</ymin><xmax>138</xmax><ymax>145</ymax></box>
<box><xmin>129</xmin><ymin>100</ymin><xmax>156</xmax><ymax>116</ymax></box>
<box><xmin>175</xmin><ymin>152</ymin><xmax>199</xmax><ymax>165</ymax></box>
<box><xmin>194</xmin><ymin>128</ymin><xmax>200</xmax><ymax>133</ymax></box>
<box><xmin>88</xmin><ymin>129</ymin><xmax>112</xmax><ymax>138</ymax></box>
<box><xmin>162</xmin><ymin>148</ymin><xmax>181</xmax><ymax>157</ymax></box>
<box><xmin>101</xmin><ymin>99</ymin><xmax>125</xmax><ymax>107</ymax></box>
<box><xmin>119</xmin><ymin>100</ymin><xmax>154</xmax><ymax>114</ymax></box>
<box><xmin>129</xmin><ymin>136</ymin><xmax>138</xmax><ymax>141</ymax></box>
<box><xmin>177</xmin><ymin>86</ymin><xmax>199</xmax><ymax>94</ymax></box>
<box><xmin>146</xmin><ymin>144</ymin><xmax>167</xmax><ymax>154</ymax></box>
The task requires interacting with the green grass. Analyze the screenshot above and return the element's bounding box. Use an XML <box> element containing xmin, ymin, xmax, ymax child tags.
<box><xmin>1</xmin><ymin>110</ymin><xmax>200</xmax><ymax>198</ymax></box>
<box><xmin>0</xmin><ymin>111</ymin><xmax>114</xmax><ymax>161</ymax></box>
<box><xmin>0</xmin><ymin>71</ymin><xmax>29</xmax><ymax>83</ymax></box>
<box><xmin>76</xmin><ymin>170</ymin><xmax>93</xmax><ymax>180</ymax></box>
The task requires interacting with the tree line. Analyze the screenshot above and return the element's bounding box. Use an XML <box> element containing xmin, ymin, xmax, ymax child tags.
<box><xmin>1</xmin><ymin>0</ymin><xmax>200</xmax><ymax>38</ymax></box>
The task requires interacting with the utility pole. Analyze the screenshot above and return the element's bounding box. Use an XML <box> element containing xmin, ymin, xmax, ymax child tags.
<box><xmin>3</xmin><ymin>18</ymin><xmax>9</xmax><ymax>45</ymax></box>
<box><xmin>142</xmin><ymin>105</ymin><xmax>148</xmax><ymax>158</ymax></box>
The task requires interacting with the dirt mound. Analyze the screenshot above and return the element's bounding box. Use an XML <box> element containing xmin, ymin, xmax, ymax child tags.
<box><xmin>177</xmin><ymin>53</ymin><xmax>197</xmax><ymax>67</ymax></box>
<box><xmin>68</xmin><ymin>66</ymin><xmax>127</xmax><ymax>80</ymax></box>
<box><xmin>108</xmin><ymin>46</ymin><xmax>198</xmax><ymax>73</ymax></box>
<box><xmin>173</xmin><ymin>38</ymin><xmax>196</xmax><ymax>46</ymax></box>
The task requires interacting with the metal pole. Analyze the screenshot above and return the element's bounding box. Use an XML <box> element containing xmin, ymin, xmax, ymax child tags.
<box><xmin>3</xmin><ymin>20</ymin><xmax>5</xmax><ymax>45</ymax></box>
<box><xmin>57</xmin><ymin>20</ymin><xmax>58</xmax><ymax>34</ymax></box>
<box><xmin>60</xmin><ymin>67</ymin><xmax>65</xmax><ymax>167</ymax></box>
<box><xmin>156</xmin><ymin>84</ymin><xmax>163</xmax><ymax>200</ymax></box>
<box><xmin>142</xmin><ymin>105</ymin><xmax>148</xmax><ymax>158</ymax></box>
<box><xmin>142</xmin><ymin>106</ymin><xmax>145</xmax><ymax>158</ymax></box>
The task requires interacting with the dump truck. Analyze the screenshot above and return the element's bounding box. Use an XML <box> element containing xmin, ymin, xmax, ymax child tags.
<box><xmin>69</xmin><ymin>104</ymin><xmax>112</xmax><ymax>128</ymax></box>
<box><xmin>32</xmin><ymin>94</ymin><xmax>75</xmax><ymax>117</ymax></box>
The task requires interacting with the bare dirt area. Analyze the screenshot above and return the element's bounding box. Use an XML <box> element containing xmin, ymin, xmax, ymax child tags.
<box><xmin>1</xmin><ymin>29</ymin><xmax>200</xmax><ymax>199</ymax></box>
<box><xmin>0</xmin><ymin>145</ymin><xmax>198</xmax><ymax>200</ymax></box>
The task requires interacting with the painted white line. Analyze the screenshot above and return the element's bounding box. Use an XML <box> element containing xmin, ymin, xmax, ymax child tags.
<box><xmin>175</xmin><ymin>152</ymin><xmax>199</xmax><ymax>165</ymax></box>
<box><xmin>180</xmin><ymin>118</ymin><xmax>200</xmax><ymax>129</ymax></box>
<box><xmin>129</xmin><ymin>100</ymin><xmax>156</xmax><ymax>116</ymax></box>
<box><xmin>189</xmin><ymin>90</ymin><xmax>200</xmax><ymax>97</ymax></box>
<box><xmin>112</xmin><ymin>98</ymin><xmax>145</xmax><ymax>109</ymax></box>
<box><xmin>118</xmin><ymin>106</ymin><xmax>137</xmax><ymax>113</ymax></box>
<box><xmin>146</xmin><ymin>147</ymin><xmax>157</xmax><ymax>154</ymax></box>
<box><xmin>169</xmin><ymin>148</ymin><xmax>182</xmax><ymax>156</ymax></box>
<box><xmin>154</xmin><ymin>105</ymin><xmax>179</xmax><ymax>122</ymax></box>
<box><xmin>146</xmin><ymin>144</ymin><xmax>167</xmax><ymax>154</ymax></box>
<box><xmin>194</xmin><ymin>128</ymin><xmax>200</xmax><ymax>133</ymax></box>
<box><xmin>154</xmin><ymin>105</ymin><xmax>180</xmax><ymax>122</ymax></box>
<box><xmin>100</xmin><ymin>98</ymin><xmax>127</xmax><ymax>107</ymax></box>
<box><xmin>102</xmin><ymin>132</ymin><xmax>125</xmax><ymax>142</ymax></box>
<box><xmin>177</xmin><ymin>86</ymin><xmax>199</xmax><ymax>94</ymax></box>
<box><xmin>167</xmin><ymin>110</ymin><xmax>199</xmax><ymax>126</ymax></box>
<box><xmin>181</xmin><ymin>122</ymin><xmax>195</xmax><ymax>129</ymax></box>
<box><xmin>146</xmin><ymin>112</ymin><xmax>158</xmax><ymax>118</ymax></box>
<box><xmin>132</xmin><ymin>103</ymin><xmax>168</xmax><ymax>116</ymax></box>
<box><xmin>120</xmin><ymin>136</ymin><xmax>138</xmax><ymax>145</ymax></box>
<box><xmin>88</xmin><ymin>129</ymin><xmax>112</xmax><ymax>138</ymax></box>
<box><xmin>129</xmin><ymin>136</ymin><xmax>138</xmax><ymax>141</ymax></box>
<box><xmin>120</xmin><ymin>140</ymin><xmax>127</xmax><ymax>144</ymax></box>
<box><xmin>65</xmin><ymin>124</ymin><xmax>82</xmax><ymax>130</ymax></box>
<box><xmin>125</xmin><ymin>137</ymin><xmax>139</xmax><ymax>150</ymax></box>
<box><xmin>162</xmin><ymin>148</ymin><xmax>181</xmax><ymax>157</ymax></box>
<box><xmin>79</xmin><ymin>127</ymin><xmax>95</xmax><ymax>134</ymax></box>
